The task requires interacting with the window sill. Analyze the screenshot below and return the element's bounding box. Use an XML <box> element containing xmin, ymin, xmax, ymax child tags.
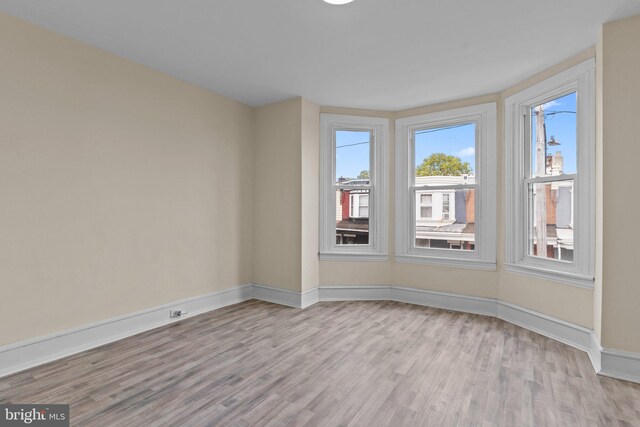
<box><xmin>395</xmin><ymin>254</ymin><xmax>496</xmax><ymax>271</ymax></box>
<box><xmin>319</xmin><ymin>252</ymin><xmax>388</xmax><ymax>262</ymax></box>
<box><xmin>504</xmin><ymin>263</ymin><xmax>594</xmax><ymax>289</ymax></box>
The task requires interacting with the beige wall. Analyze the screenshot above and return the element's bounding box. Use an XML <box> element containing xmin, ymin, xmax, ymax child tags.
<box><xmin>498</xmin><ymin>274</ymin><xmax>593</xmax><ymax>327</ymax></box>
<box><xmin>253</xmin><ymin>99</ymin><xmax>302</xmax><ymax>292</ymax></box>
<box><xmin>301</xmin><ymin>99</ymin><xmax>320</xmax><ymax>292</ymax></box>
<box><xmin>320</xmin><ymin>261</ymin><xmax>393</xmax><ymax>286</ymax></box>
<box><xmin>0</xmin><ymin>13</ymin><xmax>254</xmax><ymax>346</ymax></box>
<box><xmin>253</xmin><ymin>97</ymin><xmax>321</xmax><ymax>293</ymax></box>
<box><xmin>600</xmin><ymin>14</ymin><xmax>640</xmax><ymax>352</ymax></box>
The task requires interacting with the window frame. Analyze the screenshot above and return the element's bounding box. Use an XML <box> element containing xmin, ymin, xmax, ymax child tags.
<box><xmin>505</xmin><ymin>59</ymin><xmax>595</xmax><ymax>288</ymax></box>
<box><xmin>395</xmin><ymin>103</ymin><xmax>497</xmax><ymax>270</ymax></box>
<box><xmin>320</xmin><ymin>114</ymin><xmax>388</xmax><ymax>261</ymax></box>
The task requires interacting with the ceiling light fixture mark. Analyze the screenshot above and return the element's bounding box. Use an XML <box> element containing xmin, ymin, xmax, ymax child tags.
<box><xmin>323</xmin><ymin>0</ymin><xmax>355</xmax><ymax>5</ymax></box>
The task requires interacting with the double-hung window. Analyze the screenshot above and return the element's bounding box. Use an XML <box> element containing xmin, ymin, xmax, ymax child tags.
<box><xmin>395</xmin><ymin>103</ymin><xmax>497</xmax><ymax>269</ymax></box>
<box><xmin>419</xmin><ymin>194</ymin><xmax>433</xmax><ymax>218</ymax></box>
<box><xmin>505</xmin><ymin>59</ymin><xmax>595</xmax><ymax>287</ymax></box>
<box><xmin>320</xmin><ymin>114</ymin><xmax>388</xmax><ymax>260</ymax></box>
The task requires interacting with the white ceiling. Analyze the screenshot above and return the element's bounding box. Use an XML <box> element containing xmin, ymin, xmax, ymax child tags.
<box><xmin>1</xmin><ymin>0</ymin><xmax>640</xmax><ymax>110</ymax></box>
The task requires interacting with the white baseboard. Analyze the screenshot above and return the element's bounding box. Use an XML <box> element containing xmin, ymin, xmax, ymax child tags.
<box><xmin>589</xmin><ymin>332</ymin><xmax>602</xmax><ymax>373</ymax></box>
<box><xmin>301</xmin><ymin>287</ymin><xmax>320</xmax><ymax>308</ymax></box>
<box><xmin>599</xmin><ymin>347</ymin><xmax>640</xmax><ymax>384</ymax></box>
<box><xmin>252</xmin><ymin>283</ymin><xmax>320</xmax><ymax>309</ymax></box>
<box><xmin>0</xmin><ymin>284</ymin><xmax>253</xmax><ymax>379</ymax></box>
<box><xmin>2</xmin><ymin>282</ymin><xmax>638</xmax><ymax>385</ymax></box>
<box><xmin>497</xmin><ymin>301</ymin><xmax>592</xmax><ymax>351</ymax></box>
<box><xmin>252</xmin><ymin>284</ymin><xmax>306</xmax><ymax>308</ymax></box>
<box><xmin>392</xmin><ymin>286</ymin><xmax>498</xmax><ymax>317</ymax></box>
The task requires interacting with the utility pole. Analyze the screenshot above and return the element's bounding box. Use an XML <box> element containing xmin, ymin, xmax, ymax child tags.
<box><xmin>534</xmin><ymin>106</ymin><xmax>547</xmax><ymax>257</ymax></box>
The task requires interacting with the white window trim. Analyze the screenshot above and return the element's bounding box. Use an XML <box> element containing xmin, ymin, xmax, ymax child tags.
<box><xmin>395</xmin><ymin>103</ymin><xmax>497</xmax><ymax>270</ymax></box>
<box><xmin>320</xmin><ymin>114</ymin><xmax>388</xmax><ymax>261</ymax></box>
<box><xmin>504</xmin><ymin>59</ymin><xmax>595</xmax><ymax>289</ymax></box>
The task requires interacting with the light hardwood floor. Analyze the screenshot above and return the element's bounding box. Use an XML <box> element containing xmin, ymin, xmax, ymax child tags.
<box><xmin>1</xmin><ymin>300</ymin><xmax>640</xmax><ymax>426</ymax></box>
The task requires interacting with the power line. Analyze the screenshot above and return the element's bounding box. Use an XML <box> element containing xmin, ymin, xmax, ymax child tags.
<box><xmin>414</xmin><ymin>123</ymin><xmax>472</xmax><ymax>136</ymax></box>
<box><xmin>337</xmin><ymin>112</ymin><xmax>574</xmax><ymax>150</ymax></box>
<box><xmin>337</xmin><ymin>123</ymin><xmax>474</xmax><ymax>148</ymax></box>
<box><xmin>544</xmin><ymin>110</ymin><xmax>576</xmax><ymax>116</ymax></box>
<box><xmin>336</xmin><ymin>141</ymin><xmax>370</xmax><ymax>149</ymax></box>
<box><xmin>337</xmin><ymin>123</ymin><xmax>475</xmax><ymax>148</ymax></box>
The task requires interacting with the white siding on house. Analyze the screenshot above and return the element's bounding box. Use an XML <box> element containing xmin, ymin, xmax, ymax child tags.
<box><xmin>414</xmin><ymin>175</ymin><xmax>475</xmax><ymax>186</ymax></box>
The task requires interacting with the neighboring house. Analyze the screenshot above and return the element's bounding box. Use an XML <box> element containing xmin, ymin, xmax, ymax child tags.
<box><xmin>414</xmin><ymin>175</ymin><xmax>476</xmax><ymax>250</ymax></box>
<box><xmin>335</xmin><ymin>179</ymin><xmax>370</xmax><ymax>244</ymax></box>
<box><xmin>334</xmin><ymin>176</ymin><xmax>476</xmax><ymax>249</ymax></box>
<box><xmin>335</xmin><ymin>153</ymin><xmax>573</xmax><ymax>258</ymax></box>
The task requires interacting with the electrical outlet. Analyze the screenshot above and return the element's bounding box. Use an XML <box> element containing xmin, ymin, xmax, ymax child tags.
<box><xmin>169</xmin><ymin>310</ymin><xmax>185</xmax><ymax>318</ymax></box>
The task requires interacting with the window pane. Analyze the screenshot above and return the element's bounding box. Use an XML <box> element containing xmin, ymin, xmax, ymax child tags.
<box><xmin>414</xmin><ymin>123</ymin><xmax>475</xmax><ymax>180</ymax></box>
<box><xmin>443</xmin><ymin>194</ymin><xmax>450</xmax><ymax>219</ymax></box>
<box><xmin>336</xmin><ymin>188</ymin><xmax>369</xmax><ymax>245</ymax></box>
<box><xmin>359</xmin><ymin>195</ymin><xmax>369</xmax><ymax>217</ymax></box>
<box><xmin>531</xmin><ymin>92</ymin><xmax>577</xmax><ymax>178</ymax></box>
<box><xmin>415</xmin><ymin>188</ymin><xmax>475</xmax><ymax>251</ymax></box>
<box><xmin>336</xmin><ymin>130</ymin><xmax>371</xmax><ymax>184</ymax></box>
<box><xmin>528</xmin><ymin>180</ymin><xmax>574</xmax><ymax>260</ymax></box>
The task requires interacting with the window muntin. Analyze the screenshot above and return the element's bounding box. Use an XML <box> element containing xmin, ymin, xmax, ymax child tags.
<box><xmin>395</xmin><ymin>103</ymin><xmax>497</xmax><ymax>269</ymax></box>
<box><xmin>504</xmin><ymin>59</ymin><xmax>595</xmax><ymax>287</ymax></box>
<box><xmin>320</xmin><ymin>114</ymin><xmax>388</xmax><ymax>260</ymax></box>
